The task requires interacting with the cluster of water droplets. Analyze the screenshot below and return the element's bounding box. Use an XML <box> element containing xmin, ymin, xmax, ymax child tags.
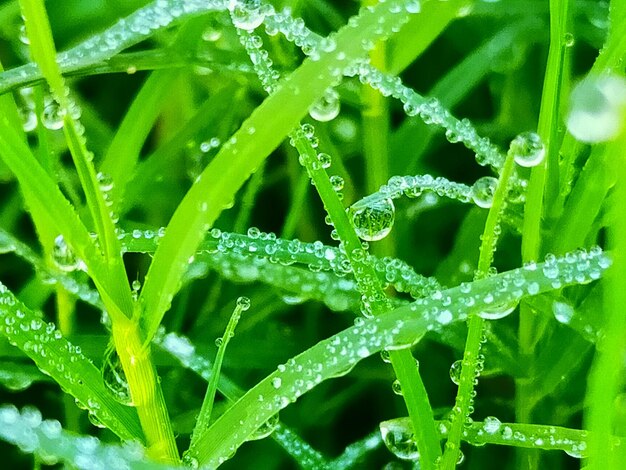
<box><xmin>463</xmin><ymin>419</ymin><xmax>590</xmax><ymax>459</ymax></box>
<box><xmin>0</xmin><ymin>282</ymin><xmax>116</xmax><ymax>433</ymax></box>
<box><xmin>122</xmin><ymin>227</ymin><xmax>442</xmax><ymax>302</ymax></box>
<box><xmin>378</xmin><ymin>416</ymin><xmax>592</xmax><ymax>461</ymax></box>
<box><xmin>0</xmin><ymin>229</ymin><xmax>101</xmax><ymax>308</ymax></box>
<box><xmin>0</xmin><ymin>404</ymin><xmax>152</xmax><ymax>469</ymax></box>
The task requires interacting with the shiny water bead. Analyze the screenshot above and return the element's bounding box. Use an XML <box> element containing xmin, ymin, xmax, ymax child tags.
<box><xmin>52</xmin><ymin>235</ymin><xmax>81</xmax><ymax>272</ymax></box>
<box><xmin>236</xmin><ymin>296</ymin><xmax>251</xmax><ymax>311</ymax></box>
<box><xmin>471</xmin><ymin>176</ymin><xmax>498</xmax><ymax>208</ymax></box>
<box><xmin>379</xmin><ymin>418</ymin><xmax>419</xmax><ymax>461</ymax></box>
<box><xmin>42</xmin><ymin>102</ymin><xmax>65</xmax><ymax>130</ymax></box>
<box><xmin>248</xmin><ymin>413</ymin><xmax>279</xmax><ymax>441</ymax></box>
<box><xmin>18</xmin><ymin>107</ymin><xmax>37</xmax><ymax>132</ymax></box>
<box><xmin>96</xmin><ymin>172</ymin><xmax>114</xmax><ymax>192</ymax></box>
<box><xmin>318</xmin><ymin>152</ymin><xmax>332</xmax><ymax>169</ymax></box>
<box><xmin>567</xmin><ymin>75</ymin><xmax>626</xmax><ymax>143</ymax></box>
<box><xmin>483</xmin><ymin>416</ymin><xmax>502</xmax><ymax>434</ymax></box>
<box><xmin>552</xmin><ymin>300</ymin><xmax>574</xmax><ymax>324</ymax></box>
<box><xmin>229</xmin><ymin>0</ymin><xmax>266</xmax><ymax>30</ymax></box>
<box><xmin>449</xmin><ymin>359</ymin><xmax>463</xmax><ymax>385</ymax></box>
<box><xmin>510</xmin><ymin>131</ymin><xmax>545</xmax><ymax>167</ymax></box>
<box><xmin>101</xmin><ymin>345</ymin><xmax>132</xmax><ymax>406</ymax></box>
<box><xmin>478</xmin><ymin>300</ymin><xmax>518</xmax><ymax>320</ymax></box>
<box><xmin>330</xmin><ymin>175</ymin><xmax>344</xmax><ymax>191</ymax></box>
<box><xmin>349</xmin><ymin>198</ymin><xmax>395</xmax><ymax>242</ymax></box>
<box><xmin>405</xmin><ymin>0</ymin><xmax>421</xmax><ymax>13</ymax></box>
<box><xmin>309</xmin><ymin>88</ymin><xmax>340</xmax><ymax>122</ymax></box>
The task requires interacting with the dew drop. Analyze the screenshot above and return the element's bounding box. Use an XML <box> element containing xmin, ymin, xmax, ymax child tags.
<box><xmin>483</xmin><ymin>416</ymin><xmax>502</xmax><ymax>434</ymax></box>
<box><xmin>229</xmin><ymin>0</ymin><xmax>265</xmax><ymax>30</ymax></box>
<box><xmin>271</xmin><ymin>377</ymin><xmax>282</xmax><ymax>389</ymax></box>
<box><xmin>248</xmin><ymin>413</ymin><xmax>279</xmax><ymax>441</ymax></box>
<box><xmin>330</xmin><ymin>175</ymin><xmax>344</xmax><ymax>191</ymax></box>
<box><xmin>379</xmin><ymin>418</ymin><xmax>419</xmax><ymax>461</ymax></box>
<box><xmin>52</xmin><ymin>235</ymin><xmax>82</xmax><ymax>272</ymax></box>
<box><xmin>552</xmin><ymin>300</ymin><xmax>574</xmax><ymax>324</ymax></box>
<box><xmin>405</xmin><ymin>0</ymin><xmax>421</xmax><ymax>13</ymax></box>
<box><xmin>101</xmin><ymin>344</ymin><xmax>133</xmax><ymax>406</ymax></box>
<box><xmin>471</xmin><ymin>176</ymin><xmax>498</xmax><ymax>208</ymax></box>
<box><xmin>478</xmin><ymin>300</ymin><xmax>518</xmax><ymax>320</ymax></box>
<box><xmin>42</xmin><ymin>101</ymin><xmax>65</xmax><ymax>130</ymax></box>
<box><xmin>349</xmin><ymin>197</ymin><xmax>395</xmax><ymax>242</ymax></box>
<box><xmin>567</xmin><ymin>75</ymin><xmax>626</xmax><ymax>143</ymax></box>
<box><xmin>391</xmin><ymin>379</ymin><xmax>403</xmax><ymax>395</ymax></box>
<box><xmin>236</xmin><ymin>296</ymin><xmax>251</xmax><ymax>311</ymax></box>
<box><xmin>510</xmin><ymin>131</ymin><xmax>545</xmax><ymax>167</ymax></box>
<box><xmin>449</xmin><ymin>360</ymin><xmax>462</xmax><ymax>385</ymax></box>
<box><xmin>309</xmin><ymin>88</ymin><xmax>340</xmax><ymax>122</ymax></box>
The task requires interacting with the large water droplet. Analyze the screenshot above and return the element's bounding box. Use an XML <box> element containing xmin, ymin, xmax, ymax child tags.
<box><xmin>379</xmin><ymin>418</ymin><xmax>419</xmax><ymax>461</ymax></box>
<box><xmin>52</xmin><ymin>235</ymin><xmax>82</xmax><ymax>272</ymax></box>
<box><xmin>309</xmin><ymin>88</ymin><xmax>340</xmax><ymax>122</ymax></box>
<box><xmin>567</xmin><ymin>75</ymin><xmax>626</xmax><ymax>143</ymax></box>
<box><xmin>101</xmin><ymin>343</ymin><xmax>133</xmax><ymax>406</ymax></box>
<box><xmin>478</xmin><ymin>300</ymin><xmax>518</xmax><ymax>320</ymax></box>
<box><xmin>42</xmin><ymin>102</ymin><xmax>65</xmax><ymax>130</ymax></box>
<box><xmin>552</xmin><ymin>300</ymin><xmax>574</xmax><ymax>324</ymax></box>
<box><xmin>471</xmin><ymin>176</ymin><xmax>498</xmax><ymax>208</ymax></box>
<box><xmin>229</xmin><ymin>0</ymin><xmax>266</xmax><ymax>30</ymax></box>
<box><xmin>483</xmin><ymin>416</ymin><xmax>502</xmax><ymax>434</ymax></box>
<box><xmin>248</xmin><ymin>413</ymin><xmax>279</xmax><ymax>441</ymax></box>
<box><xmin>449</xmin><ymin>359</ymin><xmax>462</xmax><ymax>385</ymax></box>
<box><xmin>349</xmin><ymin>198</ymin><xmax>395</xmax><ymax>242</ymax></box>
<box><xmin>510</xmin><ymin>132</ymin><xmax>545</xmax><ymax>167</ymax></box>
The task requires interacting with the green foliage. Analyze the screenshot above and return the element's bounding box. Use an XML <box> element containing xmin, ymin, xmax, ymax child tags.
<box><xmin>0</xmin><ymin>0</ymin><xmax>624</xmax><ymax>469</ymax></box>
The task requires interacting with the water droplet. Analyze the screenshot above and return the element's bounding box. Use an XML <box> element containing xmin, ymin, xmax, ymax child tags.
<box><xmin>42</xmin><ymin>101</ymin><xmax>65</xmax><ymax>130</ymax></box>
<box><xmin>478</xmin><ymin>300</ymin><xmax>518</xmax><ymax>320</ymax></box>
<box><xmin>405</xmin><ymin>0</ymin><xmax>421</xmax><ymax>13</ymax></box>
<box><xmin>52</xmin><ymin>235</ymin><xmax>82</xmax><ymax>272</ymax></box>
<box><xmin>330</xmin><ymin>175</ymin><xmax>344</xmax><ymax>191</ymax></box>
<box><xmin>236</xmin><ymin>296</ymin><xmax>251</xmax><ymax>311</ymax></box>
<box><xmin>309</xmin><ymin>88</ymin><xmax>340</xmax><ymax>122</ymax></box>
<box><xmin>19</xmin><ymin>107</ymin><xmax>37</xmax><ymax>132</ymax></box>
<box><xmin>318</xmin><ymin>152</ymin><xmax>332</xmax><ymax>169</ymax></box>
<box><xmin>471</xmin><ymin>176</ymin><xmax>498</xmax><ymax>208</ymax></box>
<box><xmin>248</xmin><ymin>413</ymin><xmax>279</xmax><ymax>441</ymax></box>
<box><xmin>552</xmin><ymin>300</ymin><xmax>574</xmax><ymax>324</ymax></box>
<box><xmin>271</xmin><ymin>377</ymin><xmax>282</xmax><ymax>389</ymax></box>
<box><xmin>567</xmin><ymin>75</ymin><xmax>626</xmax><ymax>143</ymax></box>
<box><xmin>392</xmin><ymin>379</ymin><xmax>403</xmax><ymax>395</ymax></box>
<box><xmin>564</xmin><ymin>32</ymin><xmax>575</xmax><ymax>47</ymax></box>
<box><xmin>510</xmin><ymin>132</ymin><xmax>545</xmax><ymax>167</ymax></box>
<box><xmin>349</xmin><ymin>198</ymin><xmax>395</xmax><ymax>242</ymax></box>
<box><xmin>483</xmin><ymin>416</ymin><xmax>502</xmax><ymax>434</ymax></box>
<box><xmin>379</xmin><ymin>418</ymin><xmax>419</xmax><ymax>461</ymax></box>
<box><xmin>182</xmin><ymin>453</ymin><xmax>199</xmax><ymax>469</ymax></box>
<box><xmin>449</xmin><ymin>360</ymin><xmax>462</xmax><ymax>385</ymax></box>
<box><xmin>229</xmin><ymin>0</ymin><xmax>265</xmax><ymax>30</ymax></box>
<box><xmin>101</xmin><ymin>344</ymin><xmax>133</xmax><ymax>406</ymax></box>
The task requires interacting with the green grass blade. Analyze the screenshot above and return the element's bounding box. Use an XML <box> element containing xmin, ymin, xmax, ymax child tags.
<box><xmin>99</xmin><ymin>69</ymin><xmax>180</xmax><ymax>200</ymax></box>
<box><xmin>187</xmin><ymin>297</ymin><xmax>248</xmax><ymax>460</ymax></box>
<box><xmin>139</xmin><ymin>0</ymin><xmax>420</xmax><ymax>344</ymax></box>
<box><xmin>191</xmin><ymin>246</ymin><xmax>609</xmax><ymax>466</ymax></box>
